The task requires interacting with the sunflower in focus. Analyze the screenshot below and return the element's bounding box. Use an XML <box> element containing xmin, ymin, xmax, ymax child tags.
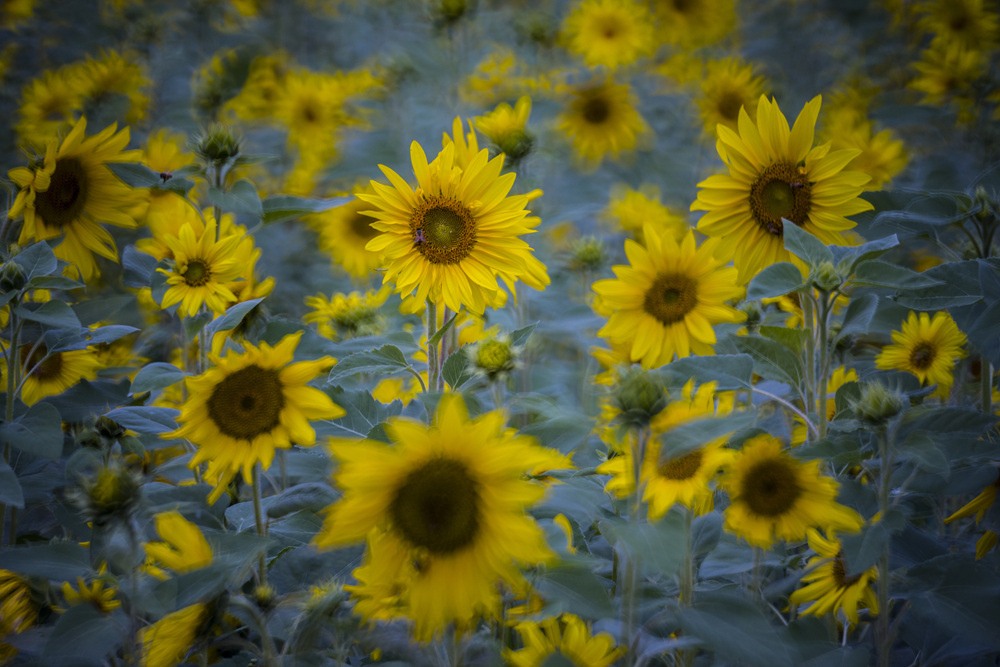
<box><xmin>875</xmin><ymin>310</ymin><xmax>967</xmax><ymax>398</ymax></box>
<box><xmin>505</xmin><ymin>613</ymin><xmax>624</xmax><ymax>667</ymax></box>
<box><xmin>157</xmin><ymin>220</ymin><xmax>244</xmax><ymax>318</ymax></box>
<box><xmin>313</xmin><ymin>393</ymin><xmax>572</xmax><ymax>641</ymax></box>
<box><xmin>304</xmin><ymin>185</ymin><xmax>385</xmax><ymax>280</ymax></box>
<box><xmin>2</xmin><ymin>342</ymin><xmax>104</xmax><ymax>406</ymax></box>
<box><xmin>789</xmin><ymin>529</ymin><xmax>878</xmax><ymax>627</ymax></box>
<box><xmin>561</xmin><ymin>0</ymin><xmax>655</xmax><ymax>69</ymax></box>
<box><xmin>719</xmin><ymin>434</ymin><xmax>864</xmax><ymax>549</ymax></box>
<box><xmin>696</xmin><ymin>58</ymin><xmax>769</xmax><ymax>136</ymax></box>
<box><xmin>360</xmin><ymin>132</ymin><xmax>549</xmax><ymax>313</ymax></box>
<box><xmin>8</xmin><ymin>117</ymin><xmax>143</xmax><ymax>281</ymax></box>
<box><xmin>653</xmin><ymin>0</ymin><xmax>736</xmax><ymax>49</ymax></box>
<box><xmin>165</xmin><ymin>332</ymin><xmax>344</xmax><ymax>502</ymax></box>
<box><xmin>604</xmin><ymin>183</ymin><xmax>688</xmax><ymax>243</ymax></box>
<box><xmin>143</xmin><ymin>511</ymin><xmax>214</xmax><ymax>578</ymax></box>
<box><xmin>691</xmin><ymin>95</ymin><xmax>873</xmax><ymax>283</ymax></box>
<box><xmin>557</xmin><ymin>79</ymin><xmax>649</xmax><ymax>167</ymax></box>
<box><xmin>592</xmin><ymin>225</ymin><xmax>745</xmax><ymax>368</ymax></box>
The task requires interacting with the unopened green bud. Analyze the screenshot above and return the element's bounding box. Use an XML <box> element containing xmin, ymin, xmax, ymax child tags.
<box><xmin>739</xmin><ymin>300</ymin><xmax>762</xmax><ymax>333</ymax></box>
<box><xmin>810</xmin><ymin>261</ymin><xmax>841</xmax><ymax>291</ymax></box>
<box><xmin>0</xmin><ymin>261</ymin><xmax>26</xmax><ymax>293</ymax></box>
<box><xmin>253</xmin><ymin>584</ymin><xmax>277</xmax><ymax>610</ymax></box>
<box><xmin>193</xmin><ymin>125</ymin><xmax>241</xmax><ymax>167</ymax></box>
<box><xmin>437</xmin><ymin>0</ymin><xmax>468</xmax><ymax>23</ymax></box>
<box><xmin>851</xmin><ymin>381</ymin><xmax>905</xmax><ymax>425</ymax></box>
<box><xmin>496</xmin><ymin>130</ymin><xmax>534</xmax><ymax>163</ymax></box>
<box><xmin>467</xmin><ymin>334</ymin><xmax>519</xmax><ymax>382</ymax></box>
<box><xmin>972</xmin><ymin>186</ymin><xmax>998</xmax><ymax>224</ymax></box>
<box><xmin>71</xmin><ymin>461</ymin><xmax>142</xmax><ymax>526</ymax></box>
<box><xmin>570</xmin><ymin>236</ymin><xmax>606</xmax><ymax>273</ymax></box>
<box><xmin>613</xmin><ymin>367</ymin><xmax>666</xmax><ymax>427</ymax></box>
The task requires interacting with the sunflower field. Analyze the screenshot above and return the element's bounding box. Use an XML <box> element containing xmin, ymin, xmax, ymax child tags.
<box><xmin>1</xmin><ymin>0</ymin><xmax>1000</xmax><ymax>665</ymax></box>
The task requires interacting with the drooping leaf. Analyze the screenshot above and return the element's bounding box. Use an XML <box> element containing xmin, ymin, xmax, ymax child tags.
<box><xmin>11</xmin><ymin>241</ymin><xmax>58</xmax><ymax>280</ymax></box>
<box><xmin>207</xmin><ymin>179</ymin><xmax>263</xmax><ymax>217</ymax></box>
<box><xmin>662</xmin><ymin>354</ymin><xmax>754</xmax><ymax>391</ymax></box>
<box><xmin>103</xmin><ymin>406</ymin><xmax>180</xmax><ymax>434</ymax></box>
<box><xmin>732</xmin><ymin>334</ymin><xmax>803</xmax><ymax>389</ymax></box>
<box><xmin>260</xmin><ymin>194</ymin><xmax>348</xmax><ymax>225</ymax></box>
<box><xmin>832</xmin><ymin>233</ymin><xmax>899</xmax><ymax>276</ymax></box>
<box><xmin>203</xmin><ymin>297</ymin><xmax>265</xmax><ymax>341</ymax></box>
<box><xmin>837</xmin><ymin>293</ymin><xmax>879</xmax><ymax>340</ymax></box>
<box><xmin>894</xmin><ymin>260</ymin><xmax>983</xmax><ymax>310</ymax></box>
<box><xmin>329</xmin><ymin>345</ymin><xmax>412</xmax><ymax>382</ymax></box>
<box><xmin>130</xmin><ymin>362</ymin><xmax>187</xmax><ymax>395</ymax></box>
<box><xmin>15</xmin><ymin>299</ymin><xmax>81</xmax><ymax>329</ymax></box>
<box><xmin>747</xmin><ymin>262</ymin><xmax>805</xmax><ymax>300</ymax></box>
<box><xmin>86</xmin><ymin>325</ymin><xmax>139</xmax><ymax>346</ymax></box>
<box><xmin>784</xmin><ymin>222</ymin><xmax>834</xmax><ymax>268</ymax></box>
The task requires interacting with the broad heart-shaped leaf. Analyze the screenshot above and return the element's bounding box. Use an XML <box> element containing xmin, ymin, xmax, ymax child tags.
<box><xmin>328</xmin><ymin>345</ymin><xmax>412</xmax><ymax>382</ymax></box>
<box><xmin>266</xmin><ymin>482</ymin><xmax>339</xmax><ymax>519</ymax></box>
<box><xmin>783</xmin><ymin>221</ymin><xmax>834</xmax><ymax>267</ymax></box>
<box><xmin>837</xmin><ymin>292</ymin><xmax>879</xmax><ymax>340</ymax></box>
<box><xmin>851</xmin><ymin>260</ymin><xmax>943</xmax><ymax>289</ymax></box>
<box><xmin>840</xmin><ymin>507</ymin><xmax>905</xmax><ymax>576</ymax></box>
<box><xmin>207</xmin><ymin>179</ymin><xmax>263</xmax><ymax>217</ymax></box>
<box><xmin>442</xmin><ymin>347</ymin><xmax>474</xmax><ymax>389</ymax></box>
<box><xmin>203</xmin><ymin>297</ymin><xmax>265</xmax><ymax>341</ymax></box>
<box><xmin>43</xmin><ymin>605</ymin><xmax>126</xmax><ymax>665</ymax></box>
<box><xmin>747</xmin><ymin>262</ymin><xmax>806</xmax><ymax>300</ymax></box>
<box><xmin>103</xmin><ymin>406</ymin><xmax>180</xmax><ymax>434</ymax></box>
<box><xmin>894</xmin><ymin>259</ymin><xmax>983</xmax><ymax>310</ymax></box>
<box><xmin>656</xmin><ymin>411</ymin><xmax>755</xmax><ymax>460</ymax></box>
<box><xmin>321</xmin><ymin>387</ymin><xmax>403</xmax><ymax>440</ymax></box>
<box><xmin>0</xmin><ymin>402</ymin><xmax>63</xmax><ymax>459</ymax></box>
<box><xmin>130</xmin><ymin>362</ymin><xmax>187</xmax><ymax>395</ymax></box>
<box><xmin>260</xmin><ymin>194</ymin><xmax>349</xmax><ymax>225</ymax></box>
<box><xmin>0</xmin><ymin>459</ymin><xmax>24</xmax><ymax>508</ymax></box>
<box><xmin>0</xmin><ymin>541</ymin><xmax>91</xmax><ymax>580</ymax></box>
<box><xmin>15</xmin><ymin>299</ymin><xmax>81</xmax><ymax>329</ymax></box>
<box><xmin>732</xmin><ymin>334</ymin><xmax>803</xmax><ymax>389</ymax></box>
<box><xmin>661</xmin><ymin>354</ymin><xmax>754</xmax><ymax>391</ymax></box>
<box><xmin>10</xmin><ymin>241</ymin><xmax>57</xmax><ymax>280</ymax></box>
<box><xmin>760</xmin><ymin>325</ymin><xmax>809</xmax><ymax>353</ymax></box>
<box><xmin>599</xmin><ymin>512</ymin><xmax>685</xmax><ymax>577</ymax></box>
<box><xmin>533</xmin><ymin>560</ymin><xmax>615</xmax><ymax>619</ymax></box>
<box><xmin>678</xmin><ymin>589</ymin><xmax>798</xmax><ymax>667</ymax></box>
<box><xmin>831</xmin><ymin>233</ymin><xmax>899</xmax><ymax>276</ymax></box>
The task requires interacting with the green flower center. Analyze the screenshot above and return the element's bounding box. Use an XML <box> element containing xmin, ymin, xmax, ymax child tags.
<box><xmin>390</xmin><ymin>457</ymin><xmax>481</xmax><ymax>555</ymax></box>
<box><xmin>206</xmin><ymin>364</ymin><xmax>286</xmax><ymax>441</ymax></box>
<box><xmin>658</xmin><ymin>448</ymin><xmax>704</xmax><ymax>481</ymax></box>
<box><xmin>410</xmin><ymin>196</ymin><xmax>477</xmax><ymax>265</ymax></box>
<box><xmin>748</xmin><ymin>161</ymin><xmax>812</xmax><ymax>236</ymax></box>
<box><xmin>36</xmin><ymin>157</ymin><xmax>88</xmax><ymax>229</ymax></box>
<box><xmin>741</xmin><ymin>456</ymin><xmax>802</xmax><ymax>517</ymax></box>
<box><xmin>643</xmin><ymin>272</ymin><xmax>698</xmax><ymax>325</ymax></box>
<box><xmin>909</xmin><ymin>342</ymin><xmax>936</xmax><ymax>370</ymax></box>
<box><xmin>183</xmin><ymin>260</ymin><xmax>209</xmax><ymax>286</ymax></box>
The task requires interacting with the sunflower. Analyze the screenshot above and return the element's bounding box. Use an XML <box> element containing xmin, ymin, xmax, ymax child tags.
<box><xmin>820</xmin><ymin>87</ymin><xmax>908</xmax><ymax>190</ymax></box>
<box><xmin>475</xmin><ymin>95</ymin><xmax>535</xmax><ymax>164</ymax></box>
<box><xmin>0</xmin><ymin>569</ymin><xmax>37</xmax><ymax>662</ymax></box>
<box><xmin>598</xmin><ymin>381</ymin><xmax>736</xmax><ymax>518</ymax></box>
<box><xmin>653</xmin><ymin>0</ymin><xmax>736</xmax><ymax>48</ymax></box>
<box><xmin>60</xmin><ymin>564</ymin><xmax>120</xmax><ymax>614</ymax></box>
<box><xmin>875</xmin><ymin>310</ymin><xmax>967</xmax><ymax>398</ymax></box>
<box><xmin>305</xmin><ymin>185</ymin><xmax>385</xmax><ymax>280</ymax></box>
<box><xmin>695</xmin><ymin>58</ymin><xmax>769</xmax><ymax>136</ymax></box>
<box><xmin>556</xmin><ymin>78</ymin><xmax>649</xmax><ymax>167</ymax></box>
<box><xmin>592</xmin><ymin>225</ymin><xmax>745</xmax><ymax>368</ymax></box>
<box><xmin>165</xmin><ymin>332</ymin><xmax>344</xmax><ymax>502</ymax></box>
<box><xmin>561</xmin><ymin>0</ymin><xmax>655</xmax><ymax>69</ymax></box>
<box><xmin>603</xmin><ymin>183</ymin><xmax>688</xmax><ymax>243</ymax></box>
<box><xmin>8</xmin><ymin>117</ymin><xmax>143</xmax><ymax>281</ymax></box>
<box><xmin>788</xmin><ymin>529</ymin><xmax>878</xmax><ymax>627</ymax></box>
<box><xmin>719</xmin><ymin>434</ymin><xmax>864</xmax><ymax>549</ymax></box>
<box><xmin>944</xmin><ymin>473</ymin><xmax>999</xmax><ymax>559</ymax></box>
<box><xmin>69</xmin><ymin>49</ymin><xmax>150</xmax><ymax>124</ymax></box>
<box><xmin>157</xmin><ymin>220</ymin><xmax>244</xmax><ymax>318</ymax></box>
<box><xmin>916</xmin><ymin>0</ymin><xmax>999</xmax><ymax>50</ymax></box>
<box><xmin>359</xmin><ymin>132</ymin><xmax>549</xmax><ymax>313</ymax></box>
<box><xmin>505</xmin><ymin>613</ymin><xmax>624</xmax><ymax>667</ymax></box>
<box><xmin>4</xmin><ymin>342</ymin><xmax>104</xmax><ymax>406</ymax></box>
<box><xmin>15</xmin><ymin>69</ymin><xmax>85</xmax><ymax>148</ymax></box>
<box><xmin>313</xmin><ymin>393</ymin><xmax>572</xmax><ymax>641</ymax></box>
<box><xmin>139</xmin><ymin>603</ymin><xmax>211</xmax><ymax>667</ymax></box>
<box><xmin>691</xmin><ymin>95</ymin><xmax>873</xmax><ymax>283</ymax></box>
<box><xmin>909</xmin><ymin>41</ymin><xmax>983</xmax><ymax>122</ymax></box>
<box><xmin>138</xmin><ymin>129</ymin><xmax>195</xmax><ymax>226</ymax></box>
<box><xmin>143</xmin><ymin>511</ymin><xmax>214</xmax><ymax>578</ymax></box>
<box><xmin>303</xmin><ymin>287</ymin><xmax>389</xmax><ymax>340</ymax></box>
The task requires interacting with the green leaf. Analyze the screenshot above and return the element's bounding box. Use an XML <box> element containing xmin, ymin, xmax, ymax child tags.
<box><xmin>832</xmin><ymin>234</ymin><xmax>899</xmax><ymax>275</ymax></box>
<box><xmin>657</xmin><ymin>411</ymin><xmax>755</xmax><ymax>461</ymax></box>
<box><xmin>0</xmin><ymin>402</ymin><xmax>64</xmax><ymax>459</ymax></box>
<box><xmin>679</xmin><ymin>590</ymin><xmax>797</xmax><ymax>667</ymax></box>
<box><xmin>851</xmin><ymin>260</ymin><xmax>942</xmax><ymax>289</ymax></box>
<box><xmin>322</xmin><ymin>388</ymin><xmax>403</xmax><ymax>440</ymax></box>
<box><xmin>11</xmin><ymin>241</ymin><xmax>57</xmax><ymax>280</ymax></box>
<box><xmin>0</xmin><ymin>459</ymin><xmax>24</xmax><ymax>508</ymax></box>
<box><xmin>87</xmin><ymin>325</ymin><xmax>139</xmax><ymax>346</ymax></box>
<box><xmin>760</xmin><ymin>325</ymin><xmax>810</xmax><ymax>353</ymax></box>
<box><xmin>183</xmin><ymin>310</ymin><xmax>213</xmax><ymax>340</ymax></box>
<box><xmin>534</xmin><ymin>561</ymin><xmax>615</xmax><ymax>619</ymax></box>
<box><xmin>122</xmin><ymin>245</ymin><xmax>157</xmax><ymax>288</ymax></box>
<box><xmin>15</xmin><ymin>299</ymin><xmax>81</xmax><ymax>329</ymax></box>
<box><xmin>207</xmin><ymin>179</ymin><xmax>262</xmax><ymax>217</ymax></box>
<box><xmin>747</xmin><ymin>262</ymin><xmax>805</xmax><ymax>300</ymax></box>
<box><xmin>103</xmin><ymin>406</ymin><xmax>180</xmax><ymax>434</ymax></box>
<box><xmin>442</xmin><ymin>348</ymin><xmax>474</xmax><ymax>389</ymax></box>
<box><xmin>833</xmin><ymin>381</ymin><xmax>862</xmax><ymax>419</ymax></box>
<box><xmin>26</xmin><ymin>275</ymin><xmax>83</xmax><ymax>291</ymax></box>
<box><xmin>599</xmin><ymin>512</ymin><xmax>684</xmax><ymax>577</ymax></box>
<box><xmin>260</xmin><ymin>194</ymin><xmax>348</xmax><ymax>225</ymax></box>
<box><xmin>329</xmin><ymin>345</ymin><xmax>412</xmax><ymax>382</ymax></box>
<box><xmin>266</xmin><ymin>482</ymin><xmax>339</xmax><ymax>519</ymax></box>
<box><xmin>894</xmin><ymin>260</ymin><xmax>982</xmax><ymax>310</ymax></box>
<box><xmin>837</xmin><ymin>293</ymin><xmax>878</xmax><ymax>340</ymax></box>
<box><xmin>511</xmin><ymin>322</ymin><xmax>538</xmax><ymax>347</ymax></box>
<box><xmin>43</xmin><ymin>605</ymin><xmax>125</xmax><ymax>664</ymax></box>
<box><xmin>692</xmin><ymin>511</ymin><xmax>723</xmax><ymax>557</ymax></box>
<box><xmin>900</xmin><ymin>432</ymin><xmax>949</xmax><ymax>475</ymax></box>
<box><xmin>203</xmin><ymin>297</ymin><xmax>265</xmax><ymax>341</ymax></box>
<box><xmin>0</xmin><ymin>542</ymin><xmax>91</xmax><ymax>579</ymax></box>
<box><xmin>840</xmin><ymin>508</ymin><xmax>905</xmax><ymax>576</ymax></box>
<box><xmin>662</xmin><ymin>354</ymin><xmax>754</xmax><ymax>391</ymax></box>
<box><xmin>130</xmin><ymin>362</ymin><xmax>187</xmax><ymax>395</ymax></box>
<box><xmin>784</xmin><ymin>222</ymin><xmax>834</xmax><ymax>268</ymax></box>
<box><xmin>732</xmin><ymin>334</ymin><xmax>803</xmax><ymax>388</ymax></box>
<box><xmin>427</xmin><ymin>312</ymin><xmax>459</xmax><ymax>348</ymax></box>
<box><xmin>106</xmin><ymin>161</ymin><xmax>162</xmax><ymax>187</ymax></box>
<box><xmin>801</xmin><ymin>647</ymin><xmax>872</xmax><ymax>667</ymax></box>
<box><xmin>74</xmin><ymin>294</ymin><xmax>133</xmax><ymax>326</ymax></box>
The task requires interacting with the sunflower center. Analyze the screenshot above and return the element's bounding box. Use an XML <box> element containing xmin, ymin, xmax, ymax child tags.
<box><xmin>582</xmin><ymin>96</ymin><xmax>610</xmax><ymax>124</ymax></box>
<box><xmin>206</xmin><ymin>364</ymin><xmax>286</xmax><ymax>441</ymax></box>
<box><xmin>741</xmin><ymin>456</ymin><xmax>802</xmax><ymax>517</ymax></box>
<box><xmin>410</xmin><ymin>196</ymin><xmax>477</xmax><ymax>265</ymax></box>
<box><xmin>390</xmin><ymin>457</ymin><xmax>481</xmax><ymax>555</ymax></box>
<box><xmin>35</xmin><ymin>157</ymin><xmax>89</xmax><ymax>229</ymax></box>
<box><xmin>717</xmin><ymin>90</ymin><xmax>745</xmax><ymax>122</ymax></box>
<box><xmin>643</xmin><ymin>272</ymin><xmax>698</xmax><ymax>325</ymax></box>
<box><xmin>20</xmin><ymin>345</ymin><xmax>62</xmax><ymax>381</ymax></box>
<box><xmin>350</xmin><ymin>213</ymin><xmax>379</xmax><ymax>241</ymax></box>
<box><xmin>832</xmin><ymin>551</ymin><xmax>863</xmax><ymax>588</ymax></box>
<box><xmin>909</xmin><ymin>342</ymin><xmax>936</xmax><ymax>370</ymax></box>
<box><xmin>299</xmin><ymin>100</ymin><xmax>320</xmax><ymax>125</ymax></box>
<box><xmin>748</xmin><ymin>162</ymin><xmax>812</xmax><ymax>236</ymax></box>
<box><xmin>601</xmin><ymin>17</ymin><xmax>621</xmax><ymax>39</ymax></box>
<box><xmin>658</xmin><ymin>448</ymin><xmax>703</xmax><ymax>481</ymax></box>
<box><xmin>183</xmin><ymin>260</ymin><xmax>210</xmax><ymax>286</ymax></box>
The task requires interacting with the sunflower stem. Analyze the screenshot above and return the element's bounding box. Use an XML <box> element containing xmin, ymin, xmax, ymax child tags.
<box><xmin>622</xmin><ymin>425</ymin><xmax>650</xmax><ymax>666</ymax></box>
<box><xmin>426</xmin><ymin>299</ymin><xmax>441</xmax><ymax>393</ymax></box>
<box><xmin>678</xmin><ymin>507</ymin><xmax>695</xmax><ymax>667</ymax></box>
<box><xmin>751</xmin><ymin>546</ymin><xmax>764</xmax><ymax>598</ymax></box>
<box><xmin>251</xmin><ymin>463</ymin><xmax>269</xmax><ymax>589</ymax></box>
<box><xmin>802</xmin><ymin>294</ymin><xmax>818</xmax><ymax>441</ymax></box>
<box><xmin>876</xmin><ymin>427</ymin><xmax>894</xmax><ymax>667</ymax></box>
<box><xmin>981</xmin><ymin>358</ymin><xmax>993</xmax><ymax>414</ymax></box>
<box><xmin>816</xmin><ymin>291</ymin><xmax>834</xmax><ymax>440</ymax></box>
<box><xmin>1</xmin><ymin>305</ymin><xmax>21</xmax><ymax>552</ymax></box>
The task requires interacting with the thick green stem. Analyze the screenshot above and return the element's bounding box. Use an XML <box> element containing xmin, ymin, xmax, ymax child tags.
<box><xmin>816</xmin><ymin>292</ymin><xmax>834</xmax><ymax>440</ymax></box>
<box><xmin>622</xmin><ymin>426</ymin><xmax>650</xmax><ymax>665</ymax></box>
<box><xmin>802</xmin><ymin>294</ymin><xmax>817</xmax><ymax>440</ymax></box>
<box><xmin>981</xmin><ymin>359</ymin><xmax>993</xmax><ymax>414</ymax></box>
<box><xmin>426</xmin><ymin>300</ymin><xmax>441</xmax><ymax>393</ymax></box>
<box><xmin>251</xmin><ymin>463</ymin><xmax>268</xmax><ymax>589</ymax></box>
<box><xmin>1</xmin><ymin>307</ymin><xmax>21</xmax><ymax>551</ymax></box>
<box><xmin>877</xmin><ymin>428</ymin><xmax>894</xmax><ymax>667</ymax></box>
<box><xmin>679</xmin><ymin>508</ymin><xmax>695</xmax><ymax>667</ymax></box>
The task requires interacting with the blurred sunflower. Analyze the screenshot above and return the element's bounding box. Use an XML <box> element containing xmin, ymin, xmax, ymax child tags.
<box><xmin>505</xmin><ymin>613</ymin><xmax>624</xmax><ymax>667</ymax></box>
<box><xmin>4</xmin><ymin>342</ymin><xmax>104</xmax><ymax>406</ymax></box>
<box><xmin>561</xmin><ymin>0</ymin><xmax>655</xmax><ymax>69</ymax></box>
<box><xmin>157</xmin><ymin>219</ymin><xmax>243</xmax><ymax>318</ymax></box>
<box><xmin>165</xmin><ymin>331</ymin><xmax>344</xmax><ymax>502</ymax></box>
<box><xmin>909</xmin><ymin>41</ymin><xmax>983</xmax><ymax>122</ymax></box>
<box><xmin>60</xmin><ymin>565</ymin><xmax>120</xmax><ymax>614</ymax></box>
<box><xmin>592</xmin><ymin>225</ymin><xmax>745</xmax><ymax>368</ymax></box>
<box><xmin>303</xmin><ymin>287</ymin><xmax>389</xmax><ymax>340</ymax></box>
<box><xmin>944</xmin><ymin>474</ymin><xmax>1000</xmax><ymax>559</ymax></box>
<box><xmin>8</xmin><ymin>117</ymin><xmax>143</xmax><ymax>281</ymax></box>
<box><xmin>875</xmin><ymin>310</ymin><xmax>967</xmax><ymax>398</ymax></box>
<box><xmin>143</xmin><ymin>511</ymin><xmax>214</xmax><ymax>578</ymax></box>
<box><xmin>603</xmin><ymin>183</ymin><xmax>688</xmax><ymax>243</ymax></box>
<box><xmin>475</xmin><ymin>95</ymin><xmax>535</xmax><ymax>165</ymax></box>
<box><xmin>916</xmin><ymin>0</ymin><xmax>999</xmax><ymax>50</ymax></box>
<box><xmin>696</xmin><ymin>57</ymin><xmax>769</xmax><ymax>136</ymax></box>
<box><xmin>557</xmin><ymin>79</ymin><xmax>649</xmax><ymax>166</ymax></box>
<box><xmin>0</xmin><ymin>569</ymin><xmax>37</xmax><ymax>662</ymax></box>
<box><xmin>653</xmin><ymin>0</ymin><xmax>736</xmax><ymax>48</ymax></box>
<box><xmin>788</xmin><ymin>529</ymin><xmax>878</xmax><ymax>627</ymax></box>
<box><xmin>304</xmin><ymin>185</ymin><xmax>385</xmax><ymax>280</ymax></box>
<box><xmin>359</xmin><ymin>134</ymin><xmax>549</xmax><ymax>313</ymax></box>
<box><xmin>313</xmin><ymin>393</ymin><xmax>571</xmax><ymax>641</ymax></box>
<box><xmin>1</xmin><ymin>0</ymin><xmax>35</xmax><ymax>30</ymax></box>
<box><xmin>69</xmin><ymin>49</ymin><xmax>150</xmax><ymax>124</ymax></box>
<box><xmin>15</xmin><ymin>69</ymin><xmax>84</xmax><ymax>148</ymax></box>
<box><xmin>691</xmin><ymin>95</ymin><xmax>873</xmax><ymax>283</ymax></box>
<box><xmin>820</xmin><ymin>86</ymin><xmax>908</xmax><ymax>190</ymax></box>
<box><xmin>139</xmin><ymin>603</ymin><xmax>212</xmax><ymax>667</ymax></box>
<box><xmin>138</xmin><ymin>129</ymin><xmax>196</xmax><ymax>226</ymax></box>
<box><xmin>719</xmin><ymin>434</ymin><xmax>864</xmax><ymax>548</ymax></box>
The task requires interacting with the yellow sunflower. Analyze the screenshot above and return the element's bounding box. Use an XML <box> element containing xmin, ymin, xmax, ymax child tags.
<box><xmin>909</xmin><ymin>41</ymin><xmax>983</xmax><ymax>122</ymax></box>
<box><xmin>313</xmin><ymin>393</ymin><xmax>572</xmax><ymax>641</ymax></box>
<box><xmin>157</xmin><ymin>220</ymin><xmax>244</xmax><ymax>318</ymax></box>
<box><xmin>603</xmin><ymin>183</ymin><xmax>688</xmax><ymax>243</ymax></box>
<box><xmin>15</xmin><ymin>69</ymin><xmax>84</xmax><ymax>148</ymax></box>
<box><xmin>945</xmin><ymin>474</ymin><xmax>1000</xmax><ymax>559</ymax></box>
<box><xmin>505</xmin><ymin>613</ymin><xmax>624</xmax><ymax>667</ymax></box>
<box><xmin>303</xmin><ymin>287</ymin><xmax>389</xmax><ymax>340</ymax></box>
<box><xmin>653</xmin><ymin>0</ymin><xmax>736</xmax><ymax>49</ymax></box>
<box><xmin>719</xmin><ymin>434</ymin><xmax>864</xmax><ymax>549</ymax></box>
<box><xmin>1</xmin><ymin>569</ymin><xmax>37</xmax><ymax>662</ymax></box>
<box><xmin>556</xmin><ymin>78</ymin><xmax>650</xmax><ymax>167</ymax></box>
<box><xmin>691</xmin><ymin>95</ymin><xmax>873</xmax><ymax>283</ymax></box>
<box><xmin>598</xmin><ymin>381</ymin><xmax>736</xmax><ymax>518</ymax></box>
<box><xmin>143</xmin><ymin>511</ymin><xmax>214</xmax><ymax>578</ymax></box>
<box><xmin>916</xmin><ymin>0</ymin><xmax>999</xmax><ymax>50</ymax></box>
<box><xmin>3</xmin><ymin>342</ymin><xmax>104</xmax><ymax>406</ymax></box>
<box><xmin>592</xmin><ymin>225</ymin><xmax>745</xmax><ymax>368</ymax></box>
<box><xmin>69</xmin><ymin>49</ymin><xmax>150</xmax><ymax>124</ymax></box>
<box><xmin>875</xmin><ymin>311</ymin><xmax>967</xmax><ymax>398</ymax></box>
<box><xmin>138</xmin><ymin>129</ymin><xmax>195</xmax><ymax>227</ymax></box>
<box><xmin>475</xmin><ymin>95</ymin><xmax>535</xmax><ymax>164</ymax></box>
<box><xmin>8</xmin><ymin>117</ymin><xmax>143</xmax><ymax>281</ymax></box>
<box><xmin>165</xmin><ymin>332</ymin><xmax>344</xmax><ymax>502</ymax></box>
<box><xmin>304</xmin><ymin>185</ymin><xmax>385</xmax><ymax>280</ymax></box>
<box><xmin>561</xmin><ymin>0</ymin><xmax>655</xmax><ymax>69</ymax></box>
<box><xmin>696</xmin><ymin>58</ymin><xmax>769</xmax><ymax>136</ymax></box>
<box><xmin>139</xmin><ymin>602</ymin><xmax>211</xmax><ymax>667</ymax></box>
<box><xmin>359</xmin><ymin>132</ymin><xmax>549</xmax><ymax>313</ymax></box>
<box><xmin>788</xmin><ymin>529</ymin><xmax>878</xmax><ymax>627</ymax></box>
<box><xmin>60</xmin><ymin>564</ymin><xmax>120</xmax><ymax>614</ymax></box>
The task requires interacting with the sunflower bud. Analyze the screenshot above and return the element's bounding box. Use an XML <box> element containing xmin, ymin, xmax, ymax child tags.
<box><xmin>569</xmin><ymin>236</ymin><xmax>606</xmax><ymax>273</ymax></box>
<box><xmin>0</xmin><ymin>261</ymin><xmax>26</xmax><ymax>293</ymax></box>
<box><xmin>70</xmin><ymin>461</ymin><xmax>142</xmax><ymax>527</ymax></box>
<box><xmin>739</xmin><ymin>300</ymin><xmax>763</xmax><ymax>334</ymax></box>
<box><xmin>467</xmin><ymin>333</ymin><xmax>520</xmax><ymax>382</ymax></box>
<box><xmin>95</xmin><ymin>416</ymin><xmax>126</xmax><ymax>441</ymax></box>
<box><xmin>252</xmin><ymin>584</ymin><xmax>276</xmax><ymax>610</ymax></box>
<box><xmin>193</xmin><ymin>125</ymin><xmax>241</xmax><ymax>167</ymax></box>
<box><xmin>851</xmin><ymin>381</ymin><xmax>905</xmax><ymax>426</ymax></box>
<box><xmin>436</xmin><ymin>0</ymin><xmax>469</xmax><ymax>23</ymax></box>
<box><xmin>496</xmin><ymin>130</ymin><xmax>534</xmax><ymax>163</ymax></box>
<box><xmin>971</xmin><ymin>186</ymin><xmax>998</xmax><ymax>225</ymax></box>
<box><xmin>810</xmin><ymin>260</ymin><xmax>841</xmax><ymax>292</ymax></box>
<box><xmin>613</xmin><ymin>367</ymin><xmax>666</xmax><ymax>427</ymax></box>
